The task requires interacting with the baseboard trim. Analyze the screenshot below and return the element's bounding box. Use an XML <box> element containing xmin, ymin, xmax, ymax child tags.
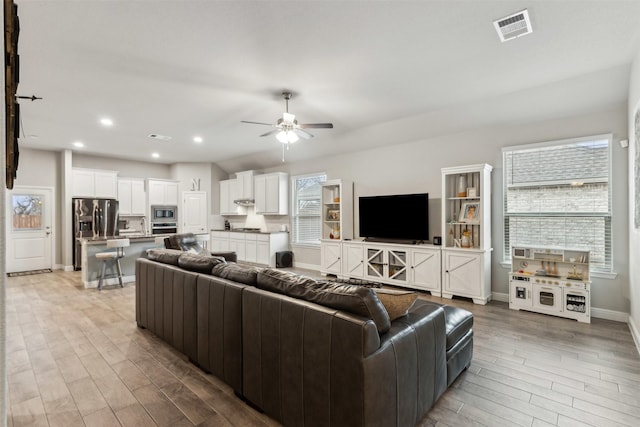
<box><xmin>628</xmin><ymin>316</ymin><xmax>640</xmax><ymax>356</ymax></box>
<box><xmin>293</xmin><ymin>262</ymin><xmax>320</xmax><ymax>271</ymax></box>
<box><xmin>492</xmin><ymin>292</ymin><xmax>509</xmax><ymax>303</ymax></box>
<box><xmin>591</xmin><ymin>307</ymin><xmax>629</xmax><ymax>323</ymax></box>
<box><xmin>492</xmin><ymin>292</ymin><xmax>628</xmax><ymax>323</ymax></box>
<box><xmin>63</xmin><ymin>265</ymin><xmax>75</xmax><ymax>272</ymax></box>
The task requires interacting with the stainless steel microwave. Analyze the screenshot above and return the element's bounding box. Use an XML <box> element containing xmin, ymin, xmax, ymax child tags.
<box><xmin>151</xmin><ymin>205</ymin><xmax>177</xmax><ymax>222</ymax></box>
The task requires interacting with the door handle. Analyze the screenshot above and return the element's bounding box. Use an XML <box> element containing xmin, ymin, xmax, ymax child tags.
<box><xmin>46</xmin><ymin>231</ymin><xmax>51</xmax><ymax>236</ymax></box>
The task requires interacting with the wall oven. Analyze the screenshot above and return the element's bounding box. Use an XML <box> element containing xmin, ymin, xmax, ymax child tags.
<box><xmin>151</xmin><ymin>205</ymin><xmax>177</xmax><ymax>222</ymax></box>
<box><xmin>151</xmin><ymin>222</ymin><xmax>178</xmax><ymax>235</ymax></box>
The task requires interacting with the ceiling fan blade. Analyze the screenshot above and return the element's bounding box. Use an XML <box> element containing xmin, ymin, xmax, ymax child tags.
<box><xmin>241</xmin><ymin>120</ymin><xmax>274</xmax><ymax>126</ymax></box>
<box><xmin>259</xmin><ymin>129</ymin><xmax>280</xmax><ymax>137</ymax></box>
<box><xmin>298</xmin><ymin>123</ymin><xmax>334</xmax><ymax>129</ymax></box>
<box><xmin>295</xmin><ymin>129</ymin><xmax>314</xmax><ymax>139</ymax></box>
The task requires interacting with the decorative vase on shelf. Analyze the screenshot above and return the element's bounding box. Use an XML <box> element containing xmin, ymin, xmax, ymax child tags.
<box><xmin>461</xmin><ymin>230</ymin><xmax>472</xmax><ymax>248</ymax></box>
<box><xmin>457</xmin><ymin>175</ymin><xmax>467</xmax><ymax>197</ymax></box>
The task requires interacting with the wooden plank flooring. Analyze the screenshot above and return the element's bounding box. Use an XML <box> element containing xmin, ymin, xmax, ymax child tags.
<box><xmin>5</xmin><ymin>269</ymin><xmax>640</xmax><ymax>426</ymax></box>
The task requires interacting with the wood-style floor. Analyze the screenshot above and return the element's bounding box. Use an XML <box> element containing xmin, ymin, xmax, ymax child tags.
<box><xmin>5</xmin><ymin>269</ymin><xmax>640</xmax><ymax>427</ymax></box>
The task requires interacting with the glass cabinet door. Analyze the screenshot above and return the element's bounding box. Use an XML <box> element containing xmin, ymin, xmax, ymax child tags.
<box><xmin>366</xmin><ymin>248</ymin><xmax>384</xmax><ymax>278</ymax></box>
<box><xmin>388</xmin><ymin>250</ymin><xmax>407</xmax><ymax>281</ymax></box>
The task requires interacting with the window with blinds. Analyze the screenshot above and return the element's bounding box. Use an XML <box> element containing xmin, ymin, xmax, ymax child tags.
<box><xmin>503</xmin><ymin>134</ymin><xmax>612</xmax><ymax>271</ymax></box>
<box><xmin>291</xmin><ymin>173</ymin><xmax>327</xmax><ymax>245</ymax></box>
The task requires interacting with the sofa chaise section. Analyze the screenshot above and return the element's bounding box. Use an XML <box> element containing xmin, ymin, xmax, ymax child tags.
<box><xmin>241</xmin><ymin>286</ymin><xmax>447</xmax><ymax>427</ymax></box>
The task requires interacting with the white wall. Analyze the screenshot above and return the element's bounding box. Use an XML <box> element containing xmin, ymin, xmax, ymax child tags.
<box><xmin>73</xmin><ymin>154</ymin><xmax>171</xmax><ymax>179</ymax></box>
<box><xmin>628</xmin><ymin>46</ymin><xmax>640</xmax><ymax>346</ymax></box>
<box><xmin>257</xmin><ymin>104</ymin><xmax>629</xmax><ymax>315</ymax></box>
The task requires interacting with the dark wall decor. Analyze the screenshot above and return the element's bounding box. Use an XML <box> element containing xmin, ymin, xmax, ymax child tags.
<box><xmin>635</xmin><ymin>105</ymin><xmax>640</xmax><ymax>229</ymax></box>
<box><xmin>4</xmin><ymin>0</ymin><xmax>20</xmax><ymax>189</ymax></box>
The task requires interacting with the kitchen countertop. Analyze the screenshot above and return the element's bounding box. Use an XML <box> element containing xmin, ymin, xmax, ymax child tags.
<box><xmin>78</xmin><ymin>233</ymin><xmax>173</xmax><ymax>243</ymax></box>
<box><xmin>210</xmin><ymin>229</ymin><xmax>288</xmax><ymax>234</ymax></box>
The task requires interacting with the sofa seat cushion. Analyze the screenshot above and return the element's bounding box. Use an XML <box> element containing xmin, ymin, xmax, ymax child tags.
<box><xmin>256</xmin><ymin>268</ymin><xmax>391</xmax><ymax>334</ymax></box>
<box><xmin>211</xmin><ymin>263</ymin><xmax>261</xmax><ymax>286</ymax></box>
<box><xmin>146</xmin><ymin>248</ymin><xmax>184</xmax><ymax>266</ymax></box>
<box><xmin>373</xmin><ymin>288</ymin><xmax>418</xmax><ymax>320</ymax></box>
<box><xmin>442</xmin><ymin>305</ymin><xmax>473</xmax><ymax>350</ymax></box>
<box><xmin>178</xmin><ymin>253</ymin><xmax>226</xmax><ymax>274</ymax></box>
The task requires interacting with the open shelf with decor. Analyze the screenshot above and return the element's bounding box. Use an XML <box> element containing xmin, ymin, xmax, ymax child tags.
<box><xmin>320</xmin><ymin>179</ymin><xmax>353</xmax><ymax>276</ymax></box>
<box><xmin>441</xmin><ymin>164</ymin><xmax>493</xmax><ymax>304</ymax></box>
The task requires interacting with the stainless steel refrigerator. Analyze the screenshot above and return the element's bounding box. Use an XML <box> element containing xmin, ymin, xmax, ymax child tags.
<box><xmin>72</xmin><ymin>198</ymin><xmax>119</xmax><ymax>270</ymax></box>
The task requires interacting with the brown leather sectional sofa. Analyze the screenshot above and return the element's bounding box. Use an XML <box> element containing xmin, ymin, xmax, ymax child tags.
<box><xmin>135</xmin><ymin>251</ymin><xmax>473</xmax><ymax>427</ymax></box>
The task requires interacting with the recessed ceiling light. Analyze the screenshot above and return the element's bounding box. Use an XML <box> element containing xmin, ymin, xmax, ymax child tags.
<box><xmin>151</xmin><ymin>152</ymin><xmax>160</xmax><ymax>159</ymax></box>
<box><xmin>100</xmin><ymin>117</ymin><xmax>113</xmax><ymax>127</ymax></box>
<box><xmin>193</xmin><ymin>136</ymin><xmax>203</xmax><ymax>143</ymax></box>
<box><xmin>73</xmin><ymin>141</ymin><xmax>84</xmax><ymax>148</ymax></box>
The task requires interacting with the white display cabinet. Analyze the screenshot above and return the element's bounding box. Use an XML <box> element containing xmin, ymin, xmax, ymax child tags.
<box><xmin>320</xmin><ymin>179</ymin><xmax>353</xmax><ymax>241</ymax></box>
<box><xmin>441</xmin><ymin>164</ymin><xmax>493</xmax><ymax>304</ymax></box>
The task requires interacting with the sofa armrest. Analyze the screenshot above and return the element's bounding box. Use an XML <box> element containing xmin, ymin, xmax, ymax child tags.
<box><xmin>362</xmin><ymin>300</ymin><xmax>447</xmax><ymax>427</ymax></box>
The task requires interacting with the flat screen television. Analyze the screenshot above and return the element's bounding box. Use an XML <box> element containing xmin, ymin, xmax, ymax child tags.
<box><xmin>359</xmin><ymin>193</ymin><xmax>429</xmax><ymax>242</ymax></box>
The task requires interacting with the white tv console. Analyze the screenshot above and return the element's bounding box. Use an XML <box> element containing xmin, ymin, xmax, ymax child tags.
<box><xmin>320</xmin><ymin>239</ymin><xmax>442</xmax><ymax>296</ymax></box>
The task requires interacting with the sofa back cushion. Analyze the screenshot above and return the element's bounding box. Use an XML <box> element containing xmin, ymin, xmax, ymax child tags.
<box><xmin>256</xmin><ymin>268</ymin><xmax>391</xmax><ymax>334</ymax></box>
<box><xmin>177</xmin><ymin>253</ymin><xmax>226</xmax><ymax>274</ymax></box>
<box><xmin>211</xmin><ymin>263</ymin><xmax>262</xmax><ymax>286</ymax></box>
<box><xmin>146</xmin><ymin>248</ymin><xmax>184</xmax><ymax>266</ymax></box>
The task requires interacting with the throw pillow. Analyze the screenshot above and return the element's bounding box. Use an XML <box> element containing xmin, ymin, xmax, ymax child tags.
<box><xmin>177</xmin><ymin>253</ymin><xmax>226</xmax><ymax>274</ymax></box>
<box><xmin>374</xmin><ymin>288</ymin><xmax>418</xmax><ymax>321</ymax></box>
<box><xmin>146</xmin><ymin>248</ymin><xmax>184</xmax><ymax>266</ymax></box>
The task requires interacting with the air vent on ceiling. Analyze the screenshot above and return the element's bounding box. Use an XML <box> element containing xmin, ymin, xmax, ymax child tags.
<box><xmin>148</xmin><ymin>133</ymin><xmax>172</xmax><ymax>141</ymax></box>
<box><xmin>493</xmin><ymin>9</ymin><xmax>532</xmax><ymax>42</ymax></box>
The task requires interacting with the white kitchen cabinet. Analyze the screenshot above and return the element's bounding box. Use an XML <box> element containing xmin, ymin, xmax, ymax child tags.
<box><xmin>182</xmin><ymin>191</ymin><xmax>208</xmax><ymax>234</ymax></box>
<box><xmin>410</xmin><ymin>247</ymin><xmax>441</xmax><ymax>295</ymax></box>
<box><xmin>72</xmin><ymin>168</ymin><xmax>118</xmax><ymax>198</ymax></box>
<box><xmin>147</xmin><ymin>179</ymin><xmax>179</xmax><ymax>206</ymax></box>
<box><xmin>210</xmin><ymin>231</ymin><xmax>230</xmax><ymax>252</ymax></box>
<box><xmin>219</xmin><ymin>179</ymin><xmax>245</xmax><ymax>215</ymax></box>
<box><xmin>320</xmin><ymin>240</ymin><xmax>342</xmax><ymax>275</ymax></box>
<box><xmin>229</xmin><ymin>233</ymin><xmax>246</xmax><ymax>261</ymax></box>
<box><xmin>245</xmin><ymin>233</ymin><xmax>258</xmax><ymax>263</ymax></box>
<box><xmin>342</xmin><ymin>242</ymin><xmax>365</xmax><ymax>278</ymax></box>
<box><xmin>235</xmin><ymin>170</ymin><xmax>255</xmax><ymax>200</ymax></box>
<box><xmin>221</xmin><ymin>231</ymin><xmax>288</xmax><ymax>267</ymax></box>
<box><xmin>118</xmin><ymin>178</ymin><xmax>145</xmax><ymax>216</ymax></box>
<box><xmin>254</xmin><ymin>172</ymin><xmax>288</xmax><ymax>215</ymax></box>
<box><xmin>256</xmin><ymin>235</ymin><xmax>270</xmax><ymax>265</ymax></box>
<box><xmin>442</xmin><ymin>249</ymin><xmax>491</xmax><ymax>304</ymax></box>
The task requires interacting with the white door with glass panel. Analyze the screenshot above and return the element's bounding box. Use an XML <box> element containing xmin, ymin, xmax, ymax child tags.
<box><xmin>6</xmin><ymin>187</ymin><xmax>53</xmax><ymax>273</ymax></box>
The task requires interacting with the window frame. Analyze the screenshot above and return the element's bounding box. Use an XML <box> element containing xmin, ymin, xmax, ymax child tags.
<box><xmin>502</xmin><ymin>133</ymin><xmax>613</xmax><ymax>273</ymax></box>
<box><xmin>290</xmin><ymin>172</ymin><xmax>327</xmax><ymax>247</ymax></box>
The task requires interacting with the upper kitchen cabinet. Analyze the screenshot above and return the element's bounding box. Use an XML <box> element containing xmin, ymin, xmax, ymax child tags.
<box><xmin>182</xmin><ymin>191</ymin><xmax>208</xmax><ymax>234</ymax></box>
<box><xmin>220</xmin><ymin>179</ymin><xmax>246</xmax><ymax>215</ymax></box>
<box><xmin>235</xmin><ymin>170</ymin><xmax>255</xmax><ymax>200</ymax></box>
<box><xmin>255</xmin><ymin>172</ymin><xmax>288</xmax><ymax>215</ymax></box>
<box><xmin>118</xmin><ymin>178</ymin><xmax>145</xmax><ymax>216</ymax></box>
<box><xmin>72</xmin><ymin>168</ymin><xmax>118</xmax><ymax>198</ymax></box>
<box><xmin>147</xmin><ymin>179</ymin><xmax>179</xmax><ymax>206</ymax></box>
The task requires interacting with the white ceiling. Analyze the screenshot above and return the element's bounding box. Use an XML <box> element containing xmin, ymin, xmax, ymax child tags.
<box><xmin>14</xmin><ymin>0</ymin><xmax>640</xmax><ymax>172</ymax></box>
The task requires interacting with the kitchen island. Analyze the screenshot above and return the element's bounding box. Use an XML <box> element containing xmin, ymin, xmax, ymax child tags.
<box><xmin>80</xmin><ymin>235</ymin><xmax>164</xmax><ymax>289</ymax></box>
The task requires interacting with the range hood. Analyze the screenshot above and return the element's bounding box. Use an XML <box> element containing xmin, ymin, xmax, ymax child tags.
<box><xmin>233</xmin><ymin>198</ymin><xmax>255</xmax><ymax>207</ymax></box>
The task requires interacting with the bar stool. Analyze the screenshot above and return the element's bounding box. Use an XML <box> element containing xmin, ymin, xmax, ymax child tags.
<box><xmin>95</xmin><ymin>238</ymin><xmax>130</xmax><ymax>290</ymax></box>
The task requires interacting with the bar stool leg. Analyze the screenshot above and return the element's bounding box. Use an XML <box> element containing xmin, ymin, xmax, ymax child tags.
<box><xmin>115</xmin><ymin>258</ymin><xmax>124</xmax><ymax>288</ymax></box>
<box><xmin>98</xmin><ymin>260</ymin><xmax>107</xmax><ymax>291</ymax></box>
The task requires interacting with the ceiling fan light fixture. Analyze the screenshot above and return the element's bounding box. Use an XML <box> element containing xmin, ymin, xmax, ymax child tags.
<box><xmin>276</xmin><ymin>130</ymin><xmax>299</xmax><ymax>144</ymax></box>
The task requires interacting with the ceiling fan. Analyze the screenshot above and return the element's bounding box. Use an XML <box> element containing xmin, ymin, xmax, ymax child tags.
<box><xmin>241</xmin><ymin>91</ymin><xmax>333</xmax><ymax>145</ymax></box>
